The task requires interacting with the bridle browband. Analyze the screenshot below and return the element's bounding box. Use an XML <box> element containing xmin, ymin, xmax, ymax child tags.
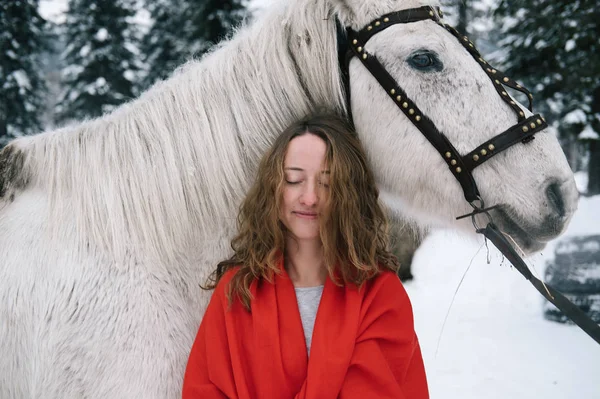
<box><xmin>336</xmin><ymin>5</ymin><xmax>600</xmax><ymax>345</ymax></box>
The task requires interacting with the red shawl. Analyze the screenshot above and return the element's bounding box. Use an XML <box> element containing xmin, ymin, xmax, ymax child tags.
<box><xmin>183</xmin><ymin>261</ymin><xmax>429</xmax><ymax>399</ymax></box>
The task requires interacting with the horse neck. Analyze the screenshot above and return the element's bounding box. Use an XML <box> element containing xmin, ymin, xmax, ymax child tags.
<box><xmin>22</xmin><ymin>0</ymin><xmax>346</xmax><ymax>265</ymax></box>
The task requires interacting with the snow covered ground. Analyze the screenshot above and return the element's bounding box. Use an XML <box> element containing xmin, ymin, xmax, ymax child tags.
<box><xmin>406</xmin><ymin>189</ymin><xmax>600</xmax><ymax>398</ymax></box>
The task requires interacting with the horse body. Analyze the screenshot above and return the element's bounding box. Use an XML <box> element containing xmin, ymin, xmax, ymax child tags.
<box><xmin>0</xmin><ymin>0</ymin><xmax>578</xmax><ymax>397</ymax></box>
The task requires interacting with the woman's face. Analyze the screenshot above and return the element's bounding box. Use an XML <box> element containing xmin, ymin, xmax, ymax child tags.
<box><xmin>280</xmin><ymin>133</ymin><xmax>329</xmax><ymax>242</ymax></box>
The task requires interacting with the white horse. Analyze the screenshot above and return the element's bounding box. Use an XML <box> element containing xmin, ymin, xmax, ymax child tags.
<box><xmin>0</xmin><ymin>0</ymin><xmax>578</xmax><ymax>397</ymax></box>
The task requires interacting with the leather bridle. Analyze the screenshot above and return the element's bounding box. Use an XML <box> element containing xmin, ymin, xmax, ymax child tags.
<box><xmin>339</xmin><ymin>5</ymin><xmax>546</xmax><ymax>204</ymax></box>
<box><xmin>336</xmin><ymin>5</ymin><xmax>600</xmax><ymax>344</ymax></box>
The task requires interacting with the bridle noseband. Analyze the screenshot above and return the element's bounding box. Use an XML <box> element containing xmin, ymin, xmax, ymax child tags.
<box><xmin>336</xmin><ymin>6</ymin><xmax>600</xmax><ymax>345</ymax></box>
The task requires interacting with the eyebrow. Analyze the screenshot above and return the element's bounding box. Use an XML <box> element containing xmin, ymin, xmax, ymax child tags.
<box><xmin>284</xmin><ymin>167</ymin><xmax>330</xmax><ymax>174</ymax></box>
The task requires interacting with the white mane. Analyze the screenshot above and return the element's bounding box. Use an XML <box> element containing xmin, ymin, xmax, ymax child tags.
<box><xmin>14</xmin><ymin>0</ymin><xmax>346</xmax><ymax>263</ymax></box>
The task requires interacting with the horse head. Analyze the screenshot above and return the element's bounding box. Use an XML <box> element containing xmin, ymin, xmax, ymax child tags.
<box><xmin>332</xmin><ymin>0</ymin><xmax>578</xmax><ymax>253</ymax></box>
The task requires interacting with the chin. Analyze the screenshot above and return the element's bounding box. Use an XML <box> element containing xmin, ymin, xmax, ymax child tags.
<box><xmin>285</xmin><ymin>228</ymin><xmax>320</xmax><ymax>242</ymax></box>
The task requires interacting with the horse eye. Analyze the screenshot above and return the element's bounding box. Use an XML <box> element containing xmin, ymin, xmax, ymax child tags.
<box><xmin>408</xmin><ymin>51</ymin><xmax>443</xmax><ymax>72</ymax></box>
<box><xmin>412</xmin><ymin>53</ymin><xmax>433</xmax><ymax>67</ymax></box>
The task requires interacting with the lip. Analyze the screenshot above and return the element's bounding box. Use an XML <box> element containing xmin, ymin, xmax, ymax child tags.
<box><xmin>293</xmin><ymin>211</ymin><xmax>318</xmax><ymax>219</ymax></box>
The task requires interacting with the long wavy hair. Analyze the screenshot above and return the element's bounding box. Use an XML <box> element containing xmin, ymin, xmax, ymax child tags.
<box><xmin>204</xmin><ymin>113</ymin><xmax>399</xmax><ymax>309</ymax></box>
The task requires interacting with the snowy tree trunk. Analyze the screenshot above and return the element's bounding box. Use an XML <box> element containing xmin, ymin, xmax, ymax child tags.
<box><xmin>456</xmin><ymin>0</ymin><xmax>469</xmax><ymax>36</ymax></box>
<box><xmin>562</xmin><ymin>135</ymin><xmax>579</xmax><ymax>172</ymax></box>
<box><xmin>588</xmin><ymin>139</ymin><xmax>600</xmax><ymax>196</ymax></box>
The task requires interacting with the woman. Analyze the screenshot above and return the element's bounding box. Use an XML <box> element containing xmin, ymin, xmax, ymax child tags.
<box><xmin>182</xmin><ymin>114</ymin><xmax>428</xmax><ymax>398</ymax></box>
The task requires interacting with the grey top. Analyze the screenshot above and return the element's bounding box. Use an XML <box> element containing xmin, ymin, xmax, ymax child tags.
<box><xmin>294</xmin><ymin>285</ymin><xmax>324</xmax><ymax>355</ymax></box>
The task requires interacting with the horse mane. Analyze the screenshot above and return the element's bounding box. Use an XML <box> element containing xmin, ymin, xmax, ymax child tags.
<box><xmin>0</xmin><ymin>0</ymin><xmax>346</xmax><ymax>262</ymax></box>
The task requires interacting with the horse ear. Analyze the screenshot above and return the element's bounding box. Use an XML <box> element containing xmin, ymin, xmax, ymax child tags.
<box><xmin>328</xmin><ymin>0</ymin><xmax>405</xmax><ymax>30</ymax></box>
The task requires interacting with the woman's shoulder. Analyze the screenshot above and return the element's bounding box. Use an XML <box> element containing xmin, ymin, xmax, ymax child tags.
<box><xmin>363</xmin><ymin>269</ymin><xmax>410</xmax><ymax>306</ymax></box>
<box><xmin>213</xmin><ymin>266</ymin><xmax>242</xmax><ymax>296</ymax></box>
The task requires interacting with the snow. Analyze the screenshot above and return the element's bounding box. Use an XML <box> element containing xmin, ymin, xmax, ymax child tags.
<box><xmin>123</xmin><ymin>70</ymin><xmax>136</xmax><ymax>82</ymax></box>
<box><xmin>579</xmin><ymin>125</ymin><xmax>599</xmax><ymax>140</ymax></box>
<box><xmin>39</xmin><ymin>0</ymin><xmax>69</xmax><ymax>24</ymax></box>
<box><xmin>79</xmin><ymin>44</ymin><xmax>91</xmax><ymax>58</ymax></box>
<box><xmin>564</xmin><ymin>109</ymin><xmax>587</xmax><ymax>124</ymax></box>
<box><xmin>565</xmin><ymin>39</ymin><xmax>576</xmax><ymax>52</ymax></box>
<box><xmin>95</xmin><ymin>28</ymin><xmax>108</xmax><ymax>42</ymax></box>
<box><xmin>11</xmin><ymin>70</ymin><xmax>31</xmax><ymax>89</ymax></box>
<box><xmin>405</xmin><ymin>193</ymin><xmax>600</xmax><ymax>398</ymax></box>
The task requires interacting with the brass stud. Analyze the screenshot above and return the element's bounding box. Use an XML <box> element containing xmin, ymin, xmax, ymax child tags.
<box><xmin>488</xmin><ymin>144</ymin><xmax>495</xmax><ymax>151</ymax></box>
<box><xmin>537</xmin><ymin>119</ymin><xmax>542</xmax><ymax>125</ymax></box>
<box><xmin>480</xmin><ymin>149</ymin><xmax>487</xmax><ymax>156</ymax></box>
<box><xmin>390</xmin><ymin>88</ymin><xmax>395</xmax><ymax>95</ymax></box>
<box><xmin>367</xmin><ymin>25</ymin><xmax>372</xmax><ymax>31</ymax></box>
<box><xmin>478</xmin><ymin>57</ymin><xmax>484</xmax><ymax>63</ymax></box>
<box><xmin>357</xmin><ymin>46</ymin><xmax>363</xmax><ymax>52</ymax></box>
<box><xmin>473</xmin><ymin>154</ymin><xmax>480</xmax><ymax>162</ymax></box>
<box><xmin>522</xmin><ymin>126</ymin><xmax>529</xmax><ymax>133</ymax></box>
<box><xmin>456</xmin><ymin>167</ymin><xmax>462</xmax><ymax>173</ymax></box>
<box><xmin>530</xmin><ymin>122</ymin><xmax>536</xmax><ymax>129</ymax></box>
<box><xmin>409</xmin><ymin>108</ymin><xmax>415</xmax><ymax>115</ymax></box>
<box><xmin>495</xmin><ymin>79</ymin><xmax>500</xmax><ymax>85</ymax></box>
<box><xmin>429</xmin><ymin>11</ymin><xmax>434</xmax><ymax>16</ymax></box>
<box><xmin>503</xmin><ymin>77</ymin><xmax>509</xmax><ymax>83</ymax></box>
<box><xmin>445</xmin><ymin>152</ymin><xmax>452</xmax><ymax>158</ymax></box>
<box><xmin>510</xmin><ymin>101</ymin><xmax>516</xmax><ymax>105</ymax></box>
<box><xmin>463</xmin><ymin>36</ymin><xmax>469</xmax><ymax>41</ymax></box>
<box><xmin>469</xmin><ymin>43</ymin><xmax>474</xmax><ymax>48</ymax></box>
<box><xmin>519</xmin><ymin>111</ymin><xmax>525</xmax><ymax>117</ymax></box>
<box><xmin>383</xmin><ymin>17</ymin><xmax>389</xmax><ymax>22</ymax></box>
<box><xmin>528</xmin><ymin>93</ymin><xmax>533</xmax><ymax>98</ymax></box>
<box><xmin>491</xmin><ymin>69</ymin><xmax>497</xmax><ymax>74</ymax></box>
<box><xmin>402</xmin><ymin>102</ymin><xmax>409</xmax><ymax>109</ymax></box>
<box><xmin>451</xmin><ymin>159</ymin><xmax>457</xmax><ymax>166</ymax></box>
<box><xmin>486</xmin><ymin>68</ymin><xmax>492</xmax><ymax>73</ymax></box>
<box><xmin>375</xmin><ymin>21</ymin><xmax>381</xmax><ymax>26</ymax></box>
<box><xmin>396</xmin><ymin>95</ymin><xmax>402</xmax><ymax>102</ymax></box>
<box><xmin>516</xmin><ymin>84</ymin><xmax>522</xmax><ymax>88</ymax></box>
<box><xmin>502</xmin><ymin>91</ymin><xmax>508</xmax><ymax>96</ymax></box>
<box><xmin>362</xmin><ymin>53</ymin><xmax>367</xmax><ymax>60</ymax></box>
<box><xmin>415</xmin><ymin>115</ymin><xmax>422</xmax><ymax>121</ymax></box>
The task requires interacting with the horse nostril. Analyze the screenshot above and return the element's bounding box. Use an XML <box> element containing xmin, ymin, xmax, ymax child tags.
<box><xmin>546</xmin><ymin>182</ymin><xmax>566</xmax><ymax>218</ymax></box>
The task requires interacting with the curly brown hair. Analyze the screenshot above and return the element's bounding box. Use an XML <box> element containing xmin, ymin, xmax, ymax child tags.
<box><xmin>204</xmin><ymin>113</ymin><xmax>399</xmax><ymax>309</ymax></box>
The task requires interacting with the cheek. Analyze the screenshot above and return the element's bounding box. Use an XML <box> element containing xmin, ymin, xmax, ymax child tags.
<box><xmin>281</xmin><ymin>187</ymin><xmax>296</xmax><ymax>209</ymax></box>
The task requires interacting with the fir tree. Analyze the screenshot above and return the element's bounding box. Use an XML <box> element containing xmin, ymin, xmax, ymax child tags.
<box><xmin>56</xmin><ymin>0</ymin><xmax>140</xmax><ymax>123</ymax></box>
<box><xmin>139</xmin><ymin>0</ymin><xmax>246</xmax><ymax>91</ymax></box>
<box><xmin>0</xmin><ymin>0</ymin><xmax>48</xmax><ymax>146</ymax></box>
<box><xmin>139</xmin><ymin>0</ymin><xmax>188</xmax><ymax>88</ymax></box>
<box><xmin>494</xmin><ymin>0</ymin><xmax>600</xmax><ymax>194</ymax></box>
<box><xmin>183</xmin><ymin>0</ymin><xmax>245</xmax><ymax>55</ymax></box>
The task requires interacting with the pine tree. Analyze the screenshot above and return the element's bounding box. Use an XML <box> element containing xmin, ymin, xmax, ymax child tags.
<box><xmin>494</xmin><ymin>0</ymin><xmax>600</xmax><ymax>194</ymax></box>
<box><xmin>0</xmin><ymin>0</ymin><xmax>48</xmax><ymax>146</ymax></box>
<box><xmin>139</xmin><ymin>0</ymin><xmax>246</xmax><ymax>91</ymax></box>
<box><xmin>183</xmin><ymin>0</ymin><xmax>245</xmax><ymax>55</ymax></box>
<box><xmin>56</xmin><ymin>0</ymin><xmax>140</xmax><ymax>123</ymax></box>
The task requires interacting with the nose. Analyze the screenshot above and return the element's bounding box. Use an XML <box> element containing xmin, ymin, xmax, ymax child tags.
<box><xmin>546</xmin><ymin>181</ymin><xmax>567</xmax><ymax>218</ymax></box>
<box><xmin>300</xmin><ymin>182</ymin><xmax>319</xmax><ymax>206</ymax></box>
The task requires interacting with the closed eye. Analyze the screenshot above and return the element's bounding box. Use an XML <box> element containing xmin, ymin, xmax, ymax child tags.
<box><xmin>285</xmin><ymin>180</ymin><xmax>301</xmax><ymax>185</ymax></box>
